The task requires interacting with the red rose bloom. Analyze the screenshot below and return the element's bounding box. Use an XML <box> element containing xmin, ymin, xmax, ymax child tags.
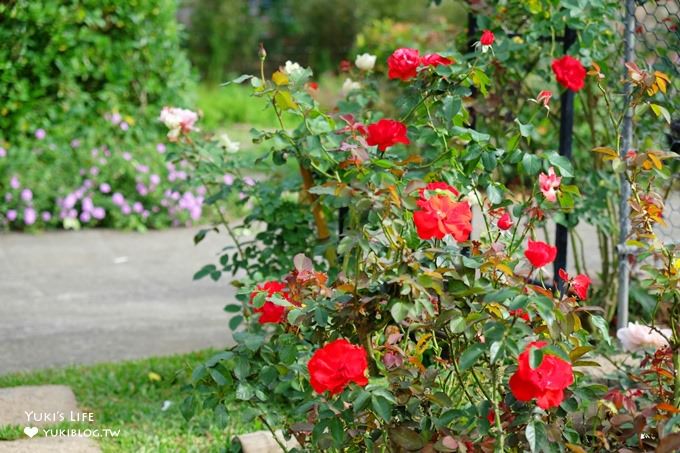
<box><xmin>497</xmin><ymin>212</ymin><xmax>513</xmax><ymax>230</ymax></box>
<box><xmin>308</xmin><ymin>339</ymin><xmax>368</xmax><ymax>395</ymax></box>
<box><xmin>418</xmin><ymin>182</ymin><xmax>459</xmax><ymax>200</ymax></box>
<box><xmin>509</xmin><ymin>308</ymin><xmax>530</xmax><ymax>322</ymax></box>
<box><xmin>480</xmin><ymin>30</ymin><xmax>495</xmax><ymax>46</ymax></box>
<box><xmin>387</xmin><ymin>48</ymin><xmax>421</xmax><ymax>81</ymax></box>
<box><xmin>551</xmin><ymin>55</ymin><xmax>586</xmax><ymax>92</ymax></box>
<box><xmin>414</xmin><ymin>195</ymin><xmax>472</xmax><ymax>242</ymax></box>
<box><xmin>572</xmin><ymin>274</ymin><xmax>592</xmax><ymax>300</ymax></box>
<box><xmin>365</xmin><ymin>119</ymin><xmax>410</xmax><ymax>152</ymax></box>
<box><xmin>339</xmin><ymin>59</ymin><xmax>351</xmax><ymax>72</ymax></box>
<box><xmin>509</xmin><ymin>341</ymin><xmax>574</xmax><ymax>409</ymax></box>
<box><xmin>524</xmin><ymin>240</ymin><xmax>557</xmax><ymax>268</ymax></box>
<box><xmin>558</xmin><ymin>269</ymin><xmax>592</xmax><ymax>300</ymax></box>
<box><xmin>250</xmin><ymin>281</ymin><xmax>290</xmax><ymax>324</ymax></box>
<box><xmin>421</xmin><ymin>53</ymin><xmax>453</xmax><ymax>67</ymax></box>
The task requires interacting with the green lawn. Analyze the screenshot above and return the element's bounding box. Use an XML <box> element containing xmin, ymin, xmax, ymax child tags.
<box><xmin>0</xmin><ymin>350</ymin><xmax>260</xmax><ymax>452</ymax></box>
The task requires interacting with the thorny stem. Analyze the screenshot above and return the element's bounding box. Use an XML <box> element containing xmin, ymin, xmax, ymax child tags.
<box><xmin>257</xmin><ymin>414</ymin><xmax>289</xmax><ymax>453</ymax></box>
<box><xmin>490</xmin><ymin>363</ymin><xmax>506</xmax><ymax>451</ymax></box>
<box><xmin>186</xmin><ymin>140</ymin><xmax>246</xmax><ymax>261</ymax></box>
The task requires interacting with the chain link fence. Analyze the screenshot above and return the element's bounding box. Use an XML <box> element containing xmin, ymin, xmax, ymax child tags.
<box><xmin>617</xmin><ymin>0</ymin><xmax>679</xmax><ymax>327</ymax></box>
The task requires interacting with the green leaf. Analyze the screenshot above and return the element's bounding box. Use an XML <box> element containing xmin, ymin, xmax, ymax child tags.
<box><xmin>459</xmin><ymin>343</ymin><xmax>485</xmax><ymax>371</ymax></box>
<box><xmin>390</xmin><ymin>301</ymin><xmax>411</xmax><ymax>323</ymax></box>
<box><xmin>548</xmin><ymin>153</ymin><xmax>574</xmax><ymax>177</ymax></box>
<box><xmin>193</xmin><ymin>264</ymin><xmax>216</xmax><ymax>280</ymax></box>
<box><xmin>590</xmin><ymin>315</ymin><xmax>612</xmax><ymax>346</ymax></box>
<box><xmin>515</xmin><ymin>118</ymin><xmax>534</xmax><ymax>137</ymax></box>
<box><xmin>191</xmin><ymin>364</ymin><xmax>207</xmax><ymax>383</ymax></box>
<box><xmin>489</xmin><ymin>341</ymin><xmax>504</xmax><ymax>364</ymax></box>
<box><xmin>329</xmin><ymin>417</ymin><xmax>344</xmax><ymax>446</ymax></box>
<box><xmin>180</xmin><ymin>396</ymin><xmax>195</xmax><ymax>421</ymax></box>
<box><xmin>486</xmin><ymin>184</ymin><xmax>503</xmax><ymax>205</ymax></box>
<box><xmin>229</xmin><ymin>315</ymin><xmax>243</xmax><ymax>330</ymax></box>
<box><xmin>209</xmin><ymin>368</ymin><xmax>229</xmax><ymax>386</ymax></box>
<box><xmin>522</xmin><ymin>154</ymin><xmax>541</xmax><ymax>175</ymax></box>
<box><xmin>206</xmin><ymin>351</ymin><xmax>234</xmax><ymax>367</ymax></box>
<box><xmin>371</xmin><ymin>395</ymin><xmax>393</xmax><ymax>421</ymax></box>
<box><xmin>235</xmin><ymin>383</ymin><xmax>254</xmax><ymax>400</ymax></box>
<box><xmin>526</xmin><ymin>419</ymin><xmax>547</xmax><ymax>452</ymax></box>
<box><xmin>251</xmin><ymin>291</ymin><xmax>266</xmax><ymax>308</ymax></box>
<box><xmin>507</xmin><ymin>133</ymin><xmax>521</xmax><ymax>152</ymax></box>
<box><xmin>529</xmin><ymin>347</ymin><xmax>544</xmax><ymax>369</ymax></box>
<box><xmin>215</xmin><ymin>404</ymin><xmax>229</xmax><ymax>428</ymax></box>
<box><xmin>223</xmin><ymin>304</ymin><xmax>242</xmax><ymax>313</ymax></box>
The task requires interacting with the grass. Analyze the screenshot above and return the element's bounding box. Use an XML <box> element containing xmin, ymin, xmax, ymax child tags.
<box><xmin>0</xmin><ymin>350</ymin><xmax>260</xmax><ymax>452</ymax></box>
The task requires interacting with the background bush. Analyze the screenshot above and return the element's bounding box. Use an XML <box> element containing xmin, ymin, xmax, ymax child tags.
<box><xmin>0</xmin><ymin>0</ymin><xmax>200</xmax><ymax>230</ymax></box>
<box><xmin>180</xmin><ymin>0</ymin><xmax>467</xmax><ymax>79</ymax></box>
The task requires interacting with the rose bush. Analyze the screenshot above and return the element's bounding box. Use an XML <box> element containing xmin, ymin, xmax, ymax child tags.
<box><xmin>177</xmin><ymin>14</ymin><xmax>679</xmax><ymax>453</ymax></box>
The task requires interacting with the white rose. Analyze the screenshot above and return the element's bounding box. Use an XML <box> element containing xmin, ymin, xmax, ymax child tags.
<box><xmin>616</xmin><ymin>322</ymin><xmax>671</xmax><ymax>352</ymax></box>
<box><xmin>159</xmin><ymin>107</ymin><xmax>198</xmax><ymax>141</ymax></box>
<box><xmin>283</xmin><ymin>60</ymin><xmax>303</xmax><ymax>77</ymax></box>
<box><xmin>216</xmin><ymin>133</ymin><xmax>240</xmax><ymax>153</ymax></box>
<box><xmin>341</xmin><ymin>78</ymin><xmax>361</xmax><ymax>96</ymax></box>
<box><xmin>355</xmin><ymin>53</ymin><xmax>376</xmax><ymax>71</ymax></box>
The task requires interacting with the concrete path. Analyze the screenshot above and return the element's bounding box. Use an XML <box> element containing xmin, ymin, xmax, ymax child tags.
<box><xmin>0</xmin><ymin>228</ymin><xmax>237</xmax><ymax>375</ymax></box>
<box><xmin>0</xmin><ymin>191</ymin><xmax>677</xmax><ymax>374</ymax></box>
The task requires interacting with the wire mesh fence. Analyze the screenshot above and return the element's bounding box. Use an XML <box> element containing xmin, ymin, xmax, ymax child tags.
<box><xmin>633</xmin><ymin>0</ymin><xmax>680</xmax><ymax>245</ymax></box>
<box><xmin>618</xmin><ymin>0</ymin><xmax>679</xmax><ymax>327</ymax></box>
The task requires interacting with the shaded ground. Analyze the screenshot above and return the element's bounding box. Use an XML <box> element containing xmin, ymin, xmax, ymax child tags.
<box><xmin>0</xmin><ymin>228</ymin><xmax>236</xmax><ymax>374</ymax></box>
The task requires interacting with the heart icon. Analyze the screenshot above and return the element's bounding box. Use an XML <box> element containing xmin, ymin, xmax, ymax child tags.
<box><xmin>24</xmin><ymin>426</ymin><xmax>38</xmax><ymax>438</ymax></box>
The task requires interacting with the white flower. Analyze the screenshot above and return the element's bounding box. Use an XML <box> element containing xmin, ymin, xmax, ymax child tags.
<box><xmin>341</xmin><ymin>78</ymin><xmax>361</xmax><ymax>96</ymax></box>
<box><xmin>283</xmin><ymin>60</ymin><xmax>304</xmax><ymax>77</ymax></box>
<box><xmin>159</xmin><ymin>107</ymin><xmax>198</xmax><ymax>141</ymax></box>
<box><xmin>216</xmin><ymin>133</ymin><xmax>240</xmax><ymax>153</ymax></box>
<box><xmin>616</xmin><ymin>322</ymin><xmax>671</xmax><ymax>352</ymax></box>
<box><xmin>355</xmin><ymin>53</ymin><xmax>377</xmax><ymax>71</ymax></box>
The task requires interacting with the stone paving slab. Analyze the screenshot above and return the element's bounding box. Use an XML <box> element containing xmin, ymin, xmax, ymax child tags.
<box><xmin>0</xmin><ymin>437</ymin><xmax>100</xmax><ymax>453</ymax></box>
<box><xmin>0</xmin><ymin>385</ymin><xmax>79</xmax><ymax>428</ymax></box>
<box><xmin>0</xmin><ymin>227</ymin><xmax>241</xmax><ymax>374</ymax></box>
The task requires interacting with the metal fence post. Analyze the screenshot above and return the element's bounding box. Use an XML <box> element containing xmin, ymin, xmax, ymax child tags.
<box><xmin>553</xmin><ymin>26</ymin><xmax>577</xmax><ymax>291</ymax></box>
<box><xmin>616</xmin><ymin>0</ymin><xmax>636</xmax><ymax>331</ymax></box>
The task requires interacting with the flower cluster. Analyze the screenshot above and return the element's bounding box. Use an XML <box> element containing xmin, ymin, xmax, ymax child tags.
<box><xmin>387</xmin><ymin>48</ymin><xmax>453</xmax><ymax>81</ymax></box>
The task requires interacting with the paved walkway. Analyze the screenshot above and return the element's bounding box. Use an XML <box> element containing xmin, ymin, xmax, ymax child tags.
<box><xmin>1</xmin><ymin>192</ymin><xmax>678</xmax><ymax>374</ymax></box>
<box><xmin>0</xmin><ymin>228</ymin><xmax>237</xmax><ymax>375</ymax></box>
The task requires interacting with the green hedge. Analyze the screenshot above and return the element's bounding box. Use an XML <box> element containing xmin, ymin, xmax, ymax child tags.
<box><xmin>0</xmin><ymin>0</ymin><xmax>192</xmax><ymax>141</ymax></box>
<box><xmin>0</xmin><ymin>0</ymin><xmax>202</xmax><ymax>231</ymax></box>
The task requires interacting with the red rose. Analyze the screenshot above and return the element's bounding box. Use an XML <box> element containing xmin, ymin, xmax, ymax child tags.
<box><xmin>339</xmin><ymin>59</ymin><xmax>351</xmax><ymax>73</ymax></box>
<box><xmin>551</xmin><ymin>56</ymin><xmax>586</xmax><ymax>92</ymax></box>
<box><xmin>414</xmin><ymin>195</ymin><xmax>472</xmax><ymax>242</ymax></box>
<box><xmin>250</xmin><ymin>281</ymin><xmax>289</xmax><ymax>324</ymax></box>
<box><xmin>387</xmin><ymin>48</ymin><xmax>421</xmax><ymax>81</ymax></box>
<box><xmin>418</xmin><ymin>182</ymin><xmax>459</xmax><ymax>200</ymax></box>
<box><xmin>509</xmin><ymin>308</ymin><xmax>530</xmax><ymax>322</ymax></box>
<box><xmin>524</xmin><ymin>240</ymin><xmax>557</xmax><ymax>268</ymax></box>
<box><xmin>308</xmin><ymin>339</ymin><xmax>368</xmax><ymax>395</ymax></box>
<box><xmin>421</xmin><ymin>53</ymin><xmax>453</xmax><ymax>67</ymax></box>
<box><xmin>497</xmin><ymin>212</ymin><xmax>513</xmax><ymax>230</ymax></box>
<box><xmin>572</xmin><ymin>274</ymin><xmax>591</xmax><ymax>300</ymax></box>
<box><xmin>509</xmin><ymin>341</ymin><xmax>574</xmax><ymax>409</ymax></box>
<box><xmin>480</xmin><ymin>30</ymin><xmax>495</xmax><ymax>46</ymax></box>
<box><xmin>558</xmin><ymin>269</ymin><xmax>592</xmax><ymax>300</ymax></box>
<box><xmin>365</xmin><ymin>119</ymin><xmax>410</xmax><ymax>152</ymax></box>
